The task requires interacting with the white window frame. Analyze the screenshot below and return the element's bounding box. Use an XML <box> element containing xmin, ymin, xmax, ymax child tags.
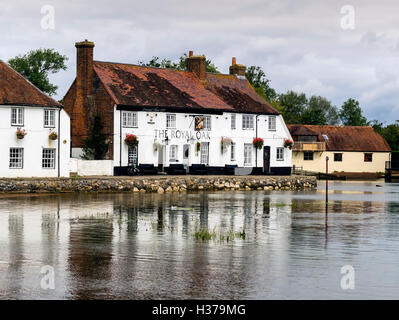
<box><xmin>231</xmin><ymin>142</ymin><xmax>236</xmax><ymax>161</ymax></box>
<box><xmin>244</xmin><ymin>144</ymin><xmax>252</xmax><ymax>166</ymax></box>
<box><xmin>169</xmin><ymin>145</ymin><xmax>178</xmax><ymax>162</ymax></box>
<box><xmin>268</xmin><ymin>116</ymin><xmax>276</xmax><ymax>131</ymax></box>
<box><xmin>203</xmin><ymin>116</ymin><xmax>211</xmax><ymax>130</ymax></box>
<box><xmin>166</xmin><ymin>114</ymin><xmax>176</xmax><ymax>129</ymax></box>
<box><xmin>231</xmin><ymin>114</ymin><xmax>236</xmax><ymax>130</ymax></box>
<box><xmin>122</xmin><ymin>111</ymin><xmax>138</xmax><ymax>128</ymax></box>
<box><xmin>44</xmin><ymin>109</ymin><xmax>56</xmax><ymax>128</ymax></box>
<box><xmin>242</xmin><ymin>115</ymin><xmax>254</xmax><ymax>130</ymax></box>
<box><xmin>276</xmin><ymin>147</ymin><xmax>284</xmax><ymax>161</ymax></box>
<box><xmin>11</xmin><ymin>107</ymin><xmax>24</xmax><ymax>126</ymax></box>
<box><xmin>9</xmin><ymin>148</ymin><xmax>23</xmax><ymax>169</ymax></box>
<box><xmin>42</xmin><ymin>148</ymin><xmax>56</xmax><ymax>169</ymax></box>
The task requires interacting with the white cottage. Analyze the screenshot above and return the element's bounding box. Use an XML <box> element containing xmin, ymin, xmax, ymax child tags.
<box><xmin>0</xmin><ymin>60</ymin><xmax>70</xmax><ymax>178</ymax></box>
<box><xmin>64</xmin><ymin>41</ymin><xmax>292</xmax><ymax>175</ymax></box>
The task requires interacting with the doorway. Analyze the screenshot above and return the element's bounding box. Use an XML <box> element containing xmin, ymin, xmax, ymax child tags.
<box><xmin>183</xmin><ymin>144</ymin><xmax>190</xmax><ymax>172</ymax></box>
<box><xmin>263</xmin><ymin>146</ymin><xmax>270</xmax><ymax>174</ymax></box>
<box><xmin>158</xmin><ymin>145</ymin><xmax>164</xmax><ymax>172</ymax></box>
<box><xmin>200</xmin><ymin>142</ymin><xmax>209</xmax><ymax>165</ymax></box>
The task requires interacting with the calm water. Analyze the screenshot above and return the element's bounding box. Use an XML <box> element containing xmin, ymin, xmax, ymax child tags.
<box><xmin>0</xmin><ymin>181</ymin><xmax>398</xmax><ymax>300</ymax></box>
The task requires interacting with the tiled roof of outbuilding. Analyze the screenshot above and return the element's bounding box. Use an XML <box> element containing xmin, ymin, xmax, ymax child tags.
<box><xmin>288</xmin><ymin>124</ymin><xmax>391</xmax><ymax>152</ymax></box>
<box><xmin>93</xmin><ymin>61</ymin><xmax>279</xmax><ymax>114</ymax></box>
<box><xmin>0</xmin><ymin>60</ymin><xmax>61</xmax><ymax>107</ymax></box>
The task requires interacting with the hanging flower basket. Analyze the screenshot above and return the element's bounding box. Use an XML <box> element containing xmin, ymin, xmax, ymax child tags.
<box><xmin>195</xmin><ymin>141</ymin><xmax>201</xmax><ymax>155</ymax></box>
<box><xmin>16</xmin><ymin>128</ymin><xmax>27</xmax><ymax>139</ymax></box>
<box><xmin>221</xmin><ymin>137</ymin><xmax>232</xmax><ymax>153</ymax></box>
<box><xmin>253</xmin><ymin>137</ymin><xmax>264</xmax><ymax>150</ymax></box>
<box><xmin>49</xmin><ymin>132</ymin><xmax>58</xmax><ymax>140</ymax></box>
<box><xmin>284</xmin><ymin>139</ymin><xmax>293</xmax><ymax>149</ymax></box>
<box><xmin>153</xmin><ymin>141</ymin><xmax>162</xmax><ymax>151</ymax></box>
<box><xmin>125</xmin><ymin>134</ymin><xmax>138</xmax><ymax>147</ymax></box>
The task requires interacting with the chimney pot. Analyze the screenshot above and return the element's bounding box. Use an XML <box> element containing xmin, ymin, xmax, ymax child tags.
<box><xmin>229</xmin><ymin>56</ymin><xmax>246</xmax><ymax>77</ymax></box>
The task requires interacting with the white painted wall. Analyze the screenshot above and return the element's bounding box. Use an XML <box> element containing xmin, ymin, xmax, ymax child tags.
<box><xmin>113</xmin><ymin>106</ymin><xmax>292</xmax><ymax>170</ymax></box>
<box><xmin>292</xmin><ymin>151</ymin><xmax>390</xmax><ymax>173</ymax></box>
<box><xmin>0</xmin><ymin>105</ymin><xmax>70</xmax><ymax>178</ymax></box>
<box><xmin>70</xmin><ymin>158</ymin><xmax>114</xmax><ymax>176</ymax></box>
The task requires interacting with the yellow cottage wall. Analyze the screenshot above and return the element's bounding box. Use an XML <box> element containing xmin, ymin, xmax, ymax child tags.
<box><xmin>292</xmin><ymin>151</ymin><xmax>390</xmax><ymax>173</ymax></box>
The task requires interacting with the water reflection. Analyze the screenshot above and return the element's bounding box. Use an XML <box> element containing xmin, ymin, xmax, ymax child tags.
<box><xmin>0</xmin><ymin>182</ymin><xmax>398</xmax><ymax>299</ymax></box>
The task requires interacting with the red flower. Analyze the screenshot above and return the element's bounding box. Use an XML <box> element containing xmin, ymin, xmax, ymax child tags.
<box><xmin>125</xmin><ymin>134</ymin><xmax>138</xmax><ymax>147</ymax></box>
<box><xmin>253</xmin><ymin>137</ymin><xmax>264</xmax><ymax>149</ymax></box>
<box><xmin>284</xmin><ymin>139</ymin><xmax>293</xmax><ymax>149</ymax></box>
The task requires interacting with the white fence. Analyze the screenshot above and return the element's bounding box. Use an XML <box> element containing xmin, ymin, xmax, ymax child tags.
<box><xmin>70</xmin><ymin>158</ymin><xmax>114</xmax><ymax>176</ymax></box>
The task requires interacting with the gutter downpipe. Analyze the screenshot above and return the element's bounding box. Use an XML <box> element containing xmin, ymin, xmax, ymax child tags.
<box><xmin>255</xmin><ymin>114</ymin><xmax>259</xmax><ymax>171</ymax></box>
<box><xmin>119</xmin><ymin>107</ymin><xmax>122</xmax><ymax>169</ymax></box>
<box><xmin>57</xmin><ymin>108</ymin><xmax>61</xmax><ymax>177</ymax></box>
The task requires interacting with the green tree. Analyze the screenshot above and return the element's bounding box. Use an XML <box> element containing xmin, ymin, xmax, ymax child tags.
<box><xmin>339</xmin><ymin>98</ymin><xmax>368</xmax><ymax>126</ymax></box>
<box><xmin>370</xmin><ymin>120</ymin><xmax>384</xmax><ymax>134</ymax></box>
<box><xmin>139</xmin><ymin>54</ymin><xmax>219</xmax><ymax>73</ymax></box>
<box><xmin>245</xmin><ymin>66</ymin><xmax>277</xmax><ymax>102</ymax></box>
<box><xmin>371</xmin><ymin>120</ymin><xmax>399</xmax><ymax>151</ymax></box>
<box><xmin>301</xmin><ymin>95</ymin><xmax>339</xmax><ymax>125</ymax></box>
<box><xmin>277</xmin><ymin>91</ymin><xmax>308</xmax><ymax>124</ymax></box>
<box><xmin>82</xmin><ymin>114</ymin><xmax>110</xmax><ymax>160</ymax></box>
<box><xmin>381</xmin><ymin>121</ymin><xmax>399</xmax><ymax>151</ymax></box>
<box><xmin>8</xmin><ymin>48</ymin><xmax>68</xmax><ymax>96</ymax></box>
<box><xmin>301</xmin><ymin>107</ymin><xmax>327</xmax><ymax>125</ymax></box>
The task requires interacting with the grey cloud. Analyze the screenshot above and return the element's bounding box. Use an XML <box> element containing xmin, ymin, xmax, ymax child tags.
<box><xmin>1</xmin><ymin>0</ymin><xmax>399</xmax><ymax>123</ymax></box>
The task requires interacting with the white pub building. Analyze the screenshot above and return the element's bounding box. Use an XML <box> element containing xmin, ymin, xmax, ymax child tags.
<box><xmin>0</xmin><ymin>60</ymin><xmax>70</xmax><ymax>178</ymax></box>
<box><xmin>64</xmin><ymin>41</ymin><xmax>293</xmax><ymax>175</ymax></box>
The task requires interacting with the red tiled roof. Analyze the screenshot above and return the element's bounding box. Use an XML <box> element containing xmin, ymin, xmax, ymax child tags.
<box><xmin>93</xmin><ymin>61</ymin><xmax>279</xmax><ymax>114</ymax></box>
<box><xmin>0</xmin><ymin>60</ymin><xmax>61</xmax><ymax>107</ymax></box>
<box><xmin>287</xmin><ymin>124</ymin><xmax>391</xmax><ymax>152</ymax></box>
<box><xmin>93</xmin><ymin>61</ymin><xmax>233</xmax><ymax>111</ymax></box>
<box><xmin>206</xmin><ymin>73</ymin><xmax>279</xmax><ymax>114</ymax></box>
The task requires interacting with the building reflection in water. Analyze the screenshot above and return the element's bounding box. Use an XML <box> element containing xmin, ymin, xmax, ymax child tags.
<box><xmin>6</xmin><ymin>212</ymin><xmax>24</xmax><ymax>297</ymax></box>
<box><xmin>1</xmin><ymin>181</ymin><xmax>395</xmax><ymax>299</ymax></box>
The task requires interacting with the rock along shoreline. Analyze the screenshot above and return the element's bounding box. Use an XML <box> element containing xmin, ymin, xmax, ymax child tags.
<box><xmin>0</xmin><ymin>175</ymin><xmax>317</xmax><ymax>194</ymax></box>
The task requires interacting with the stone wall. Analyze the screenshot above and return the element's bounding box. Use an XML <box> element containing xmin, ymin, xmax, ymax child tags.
<box><xmin>0</xmin><ymin>176</ymin><xmax>316</xmax><ymax>194</ymax></box>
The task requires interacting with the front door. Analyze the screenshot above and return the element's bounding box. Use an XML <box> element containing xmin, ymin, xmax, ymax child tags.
<box><xmin>200</xmin><ymin>142</ymin><xmax>209</xmax><ymax>165</ymax></box>
<box><xmin>128</xmin><ymin>146</ymin><xmax>138</xmax><ymax>167</ymax></box>
<box><xmin>183</xmin><ymin>144</ymin><xmax>190</xmax><ymax>172</ymax></box>
<box><xmin>158</xmin><ymin>146</ymin><xmax>164</xmax><ymax>171</ymax></box>
<box><xmin>263</xmin><ymin>146</ymin><xmax>270</xmax><ymax>174</ymax></box>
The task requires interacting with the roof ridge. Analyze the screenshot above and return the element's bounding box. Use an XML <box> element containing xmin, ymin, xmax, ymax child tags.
<box><xmin>94</xmin><ymin>60</ymin><xmax>188</xmax><ymax>73</ymax></box>
<box><xmin>94</xmin><ymin>60</ymin><xmax>235</xmax><ymax>77</ymax></box>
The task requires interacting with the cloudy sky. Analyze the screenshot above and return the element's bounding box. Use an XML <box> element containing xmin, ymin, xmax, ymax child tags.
<box><xmin>1</xmin><ymin>0</ymin><xmax>399</xmax><ymax>123</ymax></box>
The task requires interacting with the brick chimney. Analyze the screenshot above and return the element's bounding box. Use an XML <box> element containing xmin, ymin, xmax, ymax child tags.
<box><xmin>229</xmin><ymin>57</ymin><xmax>246</xmax><ymax>77</ymax></box>
<box><xmin>72</xmin><ymin>40</ymin><xmax>95</xmax><ymax>147</ymax></box>
<box><xmin>187</xmin><ymin>51</ymin><xmax>206</xmax><ymax>80</ymax></box>
<box><xmin>75</xmin><ymin>40</ymin><xmax>95</xmax><ymax>98</ymax></box>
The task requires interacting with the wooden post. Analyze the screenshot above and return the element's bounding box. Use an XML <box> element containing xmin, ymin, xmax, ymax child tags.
<box><xmin>326</xmin><ymin>156</ymin><xmax>329</xmax><ymax>203</ymax></box>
